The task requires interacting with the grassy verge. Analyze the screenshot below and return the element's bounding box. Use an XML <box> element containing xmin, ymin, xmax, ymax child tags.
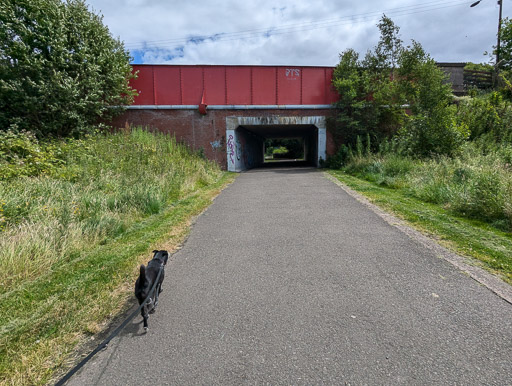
<box><xmin>328</xmin><ymin>170</ymin><xmax>512</xmax><ymax>285</ymax></box>
<box><xmin>0</xmin><ymin>128</ymin><xmax>235</xmax><ymax>385</ymax></box>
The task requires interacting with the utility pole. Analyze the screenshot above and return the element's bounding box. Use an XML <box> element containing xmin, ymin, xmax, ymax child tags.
<box><xmin>497</xmin><ymin>0</ymin><xmax>503</xmax><ymax>70</ymax></box>
<box><xmin>471</xmin><ymin>0</ymin><xmax>504</xmax><ymax>71</ymax></box>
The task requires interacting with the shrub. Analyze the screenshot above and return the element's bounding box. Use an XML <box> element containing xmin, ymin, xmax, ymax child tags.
<box><xmin>398</xmin><ymin>105</ymin><xmax>469</xmax><ymax>157</ymax></box>
<box><xmin>0</xmin><ymin>130</ymin><xmax>65</xmax><ymax>179</ymax></box>
<box><xmin>457</xmin><ymin>92</ymin><xmax>512</xmax><ymax>143</ymax></box>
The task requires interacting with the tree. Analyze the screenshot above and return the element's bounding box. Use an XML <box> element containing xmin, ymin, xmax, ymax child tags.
<box><xmin>330</xmin><ymin>15</ymin><xmax>468</xmax><ymax>158</ymax></box>
<box><xmin>330</xmin><ymin>15</ymin><xmax>405</xmax><ymax>149</ymax></box>
<box><xmin>374</xmin><ymin>14</ymin><xmax>403</xmax><ymax>70</ymax></box>
<box><xmin>498</xmin><ymin>17</ymin><xmax>512</xmax><ymax>71</ymax></box>
<box><xmin>396</xmin><ymin>42</ymin><xmax>469</xmax><ymax>156</ymax></box>
<box><xmin>0</xmin><ymin>0</ymin><xmax>136</xmax><ymax>137</ymax></box>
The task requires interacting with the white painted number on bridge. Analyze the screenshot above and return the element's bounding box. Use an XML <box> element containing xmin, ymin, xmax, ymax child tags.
<box><xmin>285</xmin><ymin>68</ymin><xmax>300</xmax><ymax>80</ymax></box>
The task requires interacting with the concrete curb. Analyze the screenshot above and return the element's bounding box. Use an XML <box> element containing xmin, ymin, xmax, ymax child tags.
<box><xmin>325</xmin><ymin>172</ymin><xmax>512</xmax><ymax>305</ymax></box>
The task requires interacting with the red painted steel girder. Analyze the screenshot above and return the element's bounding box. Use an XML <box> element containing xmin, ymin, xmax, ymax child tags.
<box><xmin>130</xmin><ymin>65</ymin><xmax>338</xmax><ymax>106</ymax></box>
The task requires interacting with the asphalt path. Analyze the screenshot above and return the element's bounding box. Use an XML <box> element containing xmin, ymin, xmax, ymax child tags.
<box><xmin>68</xmin><ymin>167</ymin><xmax>512</xmax><ymax>385</ymax></box>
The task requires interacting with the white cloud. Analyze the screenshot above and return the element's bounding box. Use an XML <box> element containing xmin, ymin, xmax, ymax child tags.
<box><xmin>85</xmin><ymin>0</ymin><xmax>510</xmax><ymax>65</ymax></box>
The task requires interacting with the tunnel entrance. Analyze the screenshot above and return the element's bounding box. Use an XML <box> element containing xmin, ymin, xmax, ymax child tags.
<box><xmin>226</xmin><ymin>116</ymin><xmax>326</xmax><ymax>172</ymax></box>
<box><xmin>264</xmin><ymin>138</ymin><xmax>305</xmax><ymax>163</ymax></box>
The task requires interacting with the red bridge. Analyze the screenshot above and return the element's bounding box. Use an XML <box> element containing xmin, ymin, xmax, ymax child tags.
<box><xmin>114</xmin><ymin>65</ymin><xmax>338</xmax><ymax>171</ymax></box>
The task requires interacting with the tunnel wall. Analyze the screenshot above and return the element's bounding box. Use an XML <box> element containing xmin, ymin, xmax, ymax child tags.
<box><xmin>111</xmin><ymin>108</ymin><xmax>336</xmax><ymax>170</ymax></box>
<box><xmin>226</xmin><ymin>127</ymin><xmax>264</xmax><ymax>172</ymax></box>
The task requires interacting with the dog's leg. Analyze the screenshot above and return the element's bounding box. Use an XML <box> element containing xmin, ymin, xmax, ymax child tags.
<box><xmin>150</xmin><ymin>284</ymin><xmax>160</xmax><ymax>314</ymax></box>
<box><xmin>141</xmin><ymin>303</ymin><xmax>149</xmax><ymax>331</ymax></box>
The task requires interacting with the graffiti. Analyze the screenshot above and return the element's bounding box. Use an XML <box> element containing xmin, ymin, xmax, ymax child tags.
<box><xmin>285</xmin><ymin>68</ymin><xmax>300</xmax><ymax>79</ymax></box>
<box><xmin>210</xmin><ymin>140</ymin><xmax>222</xmax><ymax>150</ymax></box>
<box><xmin>227</xmin><ymin>135</ymin><xmax>235</xmax><ymax>165</ymax></box>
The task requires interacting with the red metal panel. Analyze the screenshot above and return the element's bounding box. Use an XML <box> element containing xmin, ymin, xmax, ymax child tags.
<box><xmin>131</xmin><ymin>65</ymin><xmax>154</xmax><ymax>105</ymax></box>
<box><xmin>325</xmin><ymin>68</ymin><xmax>338</xmax><ymax>103</ymax></box>
<box><xmin>129</xmin><ymin>65</ymin><xmax>337</xmax><ymax>106</ymax></box>
<box><xmin>252</xmin><ymin>67</ymin><xmax>276</xmax><ymax>105</ymax></box>
<box><xmin>181</xmin><ymin>66</ymin><xmax>203</xmax><ymax>105</ymax></box>
<box><xmin>277</xmin><ymin>67</ymin><xmax>301</xmax><ymax>105</ymax></box>
<box><xmin>153</xmin><ymin>66</ymin><xmax>181</xmax><ymax>104</ymax></box>
<box><xmin>226</xmin><ymin>67</ymin><xmax>251</xmax><ymax>105</ymax></box>
<box><xmin>203</xmin><ymin>67</ymin><xmax>226</xmax><ymax>105</ymax></box>
<box><xmin>302</xmin><ymin>67</ymin><xmax>326</xmax><ymax>105</ymax></box>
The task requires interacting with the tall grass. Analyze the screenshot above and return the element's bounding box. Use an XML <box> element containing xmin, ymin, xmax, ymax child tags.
<box><xmin>338</xmin><ymin>142</ymin><xmax>512</xmax><ymax>231</ymax></box>
<box><xmin>0</xmin><ymin>128</ymin><xmax>222</xmax><ymax>293</ymax></box>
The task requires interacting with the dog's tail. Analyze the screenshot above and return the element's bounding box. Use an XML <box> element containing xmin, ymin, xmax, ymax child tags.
<box><xmin>138</xmin><ymin>264</ymin><xmax>146</xmax><ymax>285</ymax></box>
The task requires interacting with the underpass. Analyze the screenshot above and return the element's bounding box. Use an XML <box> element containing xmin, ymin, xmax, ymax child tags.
<box><xmin>112</xmin><ymin>65</ymin><xmax>337</xmax><ymax>170</ymax></box>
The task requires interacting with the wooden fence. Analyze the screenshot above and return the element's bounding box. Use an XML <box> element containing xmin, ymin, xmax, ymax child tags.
<box><xmin>463</xmin><ymin>69</ymin><xmax>494</xmax><ymax>90</ymax></box>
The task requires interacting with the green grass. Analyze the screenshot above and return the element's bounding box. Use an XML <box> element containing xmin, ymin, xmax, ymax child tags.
<box><xmin>0</xmin><ymin>128</ymin><xmax>222</xmax><ymax>292</ymax></box>
<box><xmin>328</xmin><ymin>170</ymin><xmax>512</xmax><ymax>285</ymax></box>
<box><xmin>339</xmin><ymin>143</ymin><xmax>512</xmax><ymax>231</ymax></box>
<box><xmin>0</xmin><ymin>128</ymin><xmax>235</xmax><ymax>385</ymax></box>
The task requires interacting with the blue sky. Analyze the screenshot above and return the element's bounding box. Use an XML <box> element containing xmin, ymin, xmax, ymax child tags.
<box><xmin>85</xmin><ymin>0</ymin><xmax>511</xmax><ymax>66</ymax></box>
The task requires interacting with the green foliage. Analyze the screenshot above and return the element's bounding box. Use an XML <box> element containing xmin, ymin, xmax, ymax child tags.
<box><xmin>337</xmin><ymin>142</ymin><xmax>512</xmax><ymax>231</ymax></box>
<box><xmin>331</xmin><ymin>15</ymin><xmax>465</xmax><ymax>157</ymax></box>
<box><xmin>499</xmin><ymin>17</ymin><xmax>512</xmax><ymax>72</ymax></box>
<box><xmin>264</xmin><ymin>138</ymin><xmax>304</xmax><ymax>159</ymax></box>
<box><xmin>0</xmin><ymin>0</ymin><xmax>136</xmax><ymax>137</ymax></box>
<box><xmin>464</xmin><ymin>62</ymin><xmax>494</xmax><ymax>72</ymax></box>
<box><xmin>0</xmin><ymin>130</ymin><xmax>65</xmax><ymax>179</ymax></box>
<box><xmin>457</xmin><ymin>91</ymin><xmax>512</xmax><ymax>143</ymax></box>
<box><xmin>330</xmin><ymin>16</ymin><xmax>404</xmax><ymax>149</ymax></box>
<box><xmin>375</xmin><ymin>14</ymin><xmax>403</xmax><ymax>69</ymax></box>
<box><xmin>0</xmin><ymin>127</ymin><xmax>222</xmax><ymax>290</ymax></box>
<box><xmin>397</xmin><ymin>105</ymin><xmax>469</xmax><ymax>157</ymax></box>
<box><xmin>394</xmin><ymin>42</ymin><xmax>468</xmax><ymax>157</ymax></box>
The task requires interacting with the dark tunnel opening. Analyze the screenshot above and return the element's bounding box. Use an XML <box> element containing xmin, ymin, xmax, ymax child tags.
<box><xmin>239</xmin><ymin>124</ymin><xmax>319</xmax><ymax>170</ymax></box>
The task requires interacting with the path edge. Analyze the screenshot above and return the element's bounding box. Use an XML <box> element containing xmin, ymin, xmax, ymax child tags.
<box><xmin>324</xmin><ymin>172</ymin><xmax>512</xmax><ymax>305</ymax></box>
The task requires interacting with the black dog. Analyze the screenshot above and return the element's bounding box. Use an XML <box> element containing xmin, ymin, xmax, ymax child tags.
<box><xmin>134</xmin><ymin>250</ymin><xmax>169</xmax><ymax>332</ymax></box>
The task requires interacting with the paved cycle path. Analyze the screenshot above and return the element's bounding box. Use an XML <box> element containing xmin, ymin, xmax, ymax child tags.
<box><xmin>69</xmin><ymin>168</ymin><xmax>512</xmax><ymax>385</ymax></box>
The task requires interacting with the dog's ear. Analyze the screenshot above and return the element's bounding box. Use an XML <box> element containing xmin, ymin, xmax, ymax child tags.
<box><xmin>162</xmin><ymin>250</ymin><xmax>169</xmax><ymax>264</ymax></box>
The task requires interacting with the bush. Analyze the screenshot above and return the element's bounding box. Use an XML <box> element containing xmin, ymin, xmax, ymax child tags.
<box><xmin>0</xmin><ymin>130</ymin><xmax>65</xmax><ymax>179</ymax></box>
<box><xmin>0</xmin><ymin>0</ymin><xmax>136</xmax><ymax>137</ymax></box>
<box><xmin>457</xmin><ymin>92</ymin><xmax>512</xmax><ymax>143</ymax></box>
<box><xmin>397</xmin><ymin>105</ymin><xmax>469</xmax><ymax>157</ymax></box>
<box><xmin>323</xmin><ymin>144</ymin><xmax>351</xmax><ymax>169</ymax></box>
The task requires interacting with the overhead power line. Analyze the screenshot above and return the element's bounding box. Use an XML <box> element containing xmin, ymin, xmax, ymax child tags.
<box><xmin>124</xmin><ymin>0</ymin><xmax>474</xmax><ymax>50</ymax></box>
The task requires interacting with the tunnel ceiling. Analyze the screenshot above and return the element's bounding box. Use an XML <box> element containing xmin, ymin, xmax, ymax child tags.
<box><xmin>240</xmin><ymin>124</ymin><xmax>316</xmax><ymax>139</ymax></box>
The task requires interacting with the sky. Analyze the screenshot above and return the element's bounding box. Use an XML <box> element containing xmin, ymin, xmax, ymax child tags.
<box><xmin>84</xmin><ymin>0</ymin><xmax>511</xmax><ymax>66</ymax></box>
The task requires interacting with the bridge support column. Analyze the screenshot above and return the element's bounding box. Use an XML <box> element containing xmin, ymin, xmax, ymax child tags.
<box><xmin>317</xmin><ymin>122</ymin><xmax>327</xmax><ymax>166</ymax></box>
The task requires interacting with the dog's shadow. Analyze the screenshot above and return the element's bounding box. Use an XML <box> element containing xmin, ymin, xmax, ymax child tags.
<box><xmin>121</xmin><ymin>319</ymin><xmax>148</xmax><ymax>337</ymax></box>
